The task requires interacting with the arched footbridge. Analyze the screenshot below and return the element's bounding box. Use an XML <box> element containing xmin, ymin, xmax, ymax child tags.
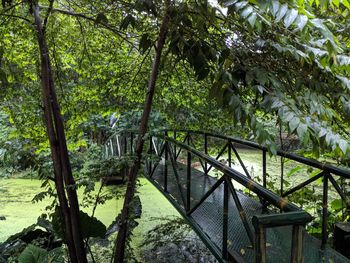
<box><xmin>104</xmin><ymin>130</ymin><xmax>350</xmax><ymax>263</ymax></box>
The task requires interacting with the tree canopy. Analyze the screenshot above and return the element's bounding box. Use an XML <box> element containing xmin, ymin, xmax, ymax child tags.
<box><xmin>0</xmin><ymin>0</ymin><xmax>349</xmax><ymax>161</ymax></box>
<box><xmin>1</xmin><ymin>0</ymin><xmax>350</xmax><ymax>262</ymax></box>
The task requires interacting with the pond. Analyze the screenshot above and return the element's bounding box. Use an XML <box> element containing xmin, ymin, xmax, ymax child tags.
<box><xmin>0</xmin><ymin>177</ymin><xmax>180</xmax><ymax>246</ymax></box>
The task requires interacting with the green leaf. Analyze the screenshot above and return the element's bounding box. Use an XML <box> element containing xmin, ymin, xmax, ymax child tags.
<box><xmin>280</xmin><ymin>110</ymin><xmax>294</xmax><ymax>123</ymax></box>
<box><xmin>330</xmin><ymin>199</ymin><xmax>343</xmax><ymax>211</ymax></box>
<box><xmin>284</xmin><ymin>9</ymin><xmax>298</xmax><ymax>28</ymax></box>
<box><xmin>241</xmin><ymin>6</ymin><xmax>253</xmax><ymax>18</ymax></box>
<box><xmin>337</xmin><ymin>75</ymin><xmax>350</xmax><ymax>90</ymax></box>
<box><xmin>275</xmin><ymin>3</ymin><xmax>288</xmax><ymax>22</ymax></box>
<box><xmin>287</xmin><ymin>165</ymin><xmax>303</xmax><ymax>177</ymax></box>
<box><xmin>18</xmin><ymin>245</ymin><xmax>47</xmax><ymax>263</ymax></box>
<box><xmin>289</xmin><ymin>117</ymin><xmax>300</xmax><ymax>132</ymax></box>
<box><xmin>333</xmin><ymin>0</ymin><xmax>340</xmax><ymax>7</ymax></box>
<box><xmin>296</xmin><ymin>123</ymin><xmax>308</xmax><ymax>139</ymax></box>
<box><xmin>294</xmin><ymin>15</ymin><xmax>308</xmax><ymax>31</ymax></box>
<box><xmin>235</xmin><ymin>1</ymin><xmax>248</xmax><ymax>11</ymax></box>
<box><xmin>309</xmin><ymin>18</ymin><xmax>334</xmax><ymax>40</ymax></box>
<box><xmin>80</xmin><ymin>211</ymin><xmax>107</xmax><ymax>238</ymax></box>
<box><xmin>337</xmin><ymin>55</ymin><xmax>350</xmax><ymax>66</ymax></box>
<box><xmin>229</xmin><ymin>94</ymin><xmax>241</xmax><ymax>109</ymax></box>
<box><xmin>338</xmin><ymin>139</ymin><xmax>348</xmax><ymax>154</ymax></box>
<box><xmin>247</xmin><ymin>13</ymin><xmax>257</xmax><ymax>27</ymax></box>
<box><xmin>343</xmin><ymin>0</ymin><xmax>350</xmax><ymax>9</ymax></box>
<box><xmin>271</xmin><ymin>0</ymin><xmax>280</xmax><ymax>16</ymax></box>
<box><xmin>18</xmin><ymin>244</ymin><xmax>63</xmax><ymax>263</ymax></box>
<box><xmin>222</xmin><ymin>0</ymin><xmax>240</xmax><ymax>7</ymax></box>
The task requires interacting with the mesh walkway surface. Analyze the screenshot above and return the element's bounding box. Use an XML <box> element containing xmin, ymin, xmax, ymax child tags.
<box><xmin>148</xmin><ymin>161</ymin><xmax>350</xmax><ymax>263</ymax></box>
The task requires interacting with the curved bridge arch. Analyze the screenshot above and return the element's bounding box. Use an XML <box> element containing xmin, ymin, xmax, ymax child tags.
<box><xmin>104</xmin><ymin>130</ymin><xmax>350</xmax><ymax>263</ymax></box>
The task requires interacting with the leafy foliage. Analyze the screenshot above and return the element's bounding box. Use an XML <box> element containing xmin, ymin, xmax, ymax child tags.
<box><xmin>79</xmin><ymin>211</ymin><xmax>107</xmax><ymax>239</ymax></box>
<box><xmin>51</xmin><ymin>207</ymin><xmax>107</xmax><ymax>240</ymax></box>
<box><xmin>18</xmin><ymin>245</ymin><xmax>63</xmax><ymax>263</ymax></box>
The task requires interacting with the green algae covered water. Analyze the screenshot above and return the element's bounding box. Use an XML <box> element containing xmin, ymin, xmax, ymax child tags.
<box><xmin>0</xmin><ymin>177</ymin><xmax>180</xmax><ymax>244</ymax></box>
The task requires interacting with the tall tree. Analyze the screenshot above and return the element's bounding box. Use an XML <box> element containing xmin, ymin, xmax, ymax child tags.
<box><xmin>113</xmin><ymin>1</ymin><xmax>172</xmax><ymax>261</ymax></box>
<box><xmin>29</xmin><ymin>1</ymin><xmax>87</xmax><ymax>262</ymax></box>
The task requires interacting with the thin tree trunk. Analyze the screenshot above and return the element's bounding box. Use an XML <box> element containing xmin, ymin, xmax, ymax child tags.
<box><xmin>113</xmin><ymin>1</ymin><xmax>172</xmax><ymax>262</ymax></box>
<box><xmin>31</xmin><ymin>3</ymin><xmax>87</xmax><ymax>263</ymax></box>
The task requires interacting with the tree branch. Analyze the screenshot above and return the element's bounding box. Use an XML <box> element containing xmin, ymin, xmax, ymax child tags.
<box><xmin>39</xmin><ymin>5</ymin><xmax>134</xmax><ymax>46</ymax></box>
<box><xmin>0</xmin><ymin>13</ymin><xmax>31</xmax><ymax>23</ymax></box>
<box><xmin>42</xmin><ymin>0</ymin><xmax>54</xmax><ymax>33</ymax></box>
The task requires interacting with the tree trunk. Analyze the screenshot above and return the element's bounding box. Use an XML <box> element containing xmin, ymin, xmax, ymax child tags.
<box><xmin>113</xmin><ymin>1</ymin><xmax>172</xmax><ymax>262</ymax></box>
<box><xmin>31</xmin><ymin>3</ymin><xmax>87</xmax><ymax>263</ymax></box>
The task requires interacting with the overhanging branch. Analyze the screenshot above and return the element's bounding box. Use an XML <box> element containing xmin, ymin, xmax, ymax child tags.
<box><xmin>39</xmin><ymin>5</ymin><xmax>134</xmax><ymax>46</ymax></box>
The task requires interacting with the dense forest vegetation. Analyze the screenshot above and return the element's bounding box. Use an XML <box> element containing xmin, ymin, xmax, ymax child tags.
<box><xmin>0</xmin><ymin>0</ymin><xmax>350</xmax><ymax>262</ymax></box>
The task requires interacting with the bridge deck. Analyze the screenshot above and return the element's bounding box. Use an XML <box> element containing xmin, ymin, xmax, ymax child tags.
<box><xmin>149</xmin><ymin>162</ymin><xmax>350</xmax><ymax>263</ymax></box>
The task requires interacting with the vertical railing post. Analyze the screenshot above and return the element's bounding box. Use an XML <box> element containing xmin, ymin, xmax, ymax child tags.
<box><xmin>322</xmin><ymin>172</ymin><xmax>329</xmax><ymax>249</ymax></box>
<box><xmin>164</xmin><ymin>141</ymin><xmax>168</xmax><ymax>192</ymax></box>
<box><xmin>291</xmin><ymin>225</ymin><xmax>304</xmax><ymax>263</ymax></box>
<box><xmin>263</xmin><ymin>149</ymin><xmax>267</xmax><ymax>189</ymax></box>
<box><xmin>110</xmin><ymin>139</ymin><xmax>114</xmax><ymax>156</ymax></box>
<box><xmin>204</xmin><ymin>133</ymin><xmax>208</xmax><ymax>175</ymax></box>
<box><xmin>186</xmin><ymin>150</ymin><xmax>191</xmax><ymax>212</ymax></box>
<box><xmin>223</xmin><ymin>178</ymin><xmax>229</xmax><ymax>260</ymax></box>
<box><xmin>228</xmin><ymin>141</ymin><xmax>232</xmax><ymax>168</ymax></box>
<box><xmin>341</xmin><ymin>177</ymin><xmax>345</xmax><ymax>221</ymax></box>
<box><xmin>262</xmin><ymin>149</ymin><xmax>267</xmax><ymax>210</ymax></box>
<box><xmin>280</xmin><ymin>156</ymin><xmax>284</xmax><ymax>196</ymax></box>
<box><xmin>116</xmin><ymin>135</ymin><xmax>121</xmax><ymax>157</ymax></box>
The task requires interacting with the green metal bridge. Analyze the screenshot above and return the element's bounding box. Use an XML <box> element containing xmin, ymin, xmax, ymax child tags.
<box><xmin>104</xmin><ymin>130</ymin><xmax>350</xmax><ymax>263</ymax></box>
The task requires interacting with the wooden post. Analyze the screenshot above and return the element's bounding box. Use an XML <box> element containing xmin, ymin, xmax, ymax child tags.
<box><xmin>291</xmin><ymin>225</ymin><xmax>304</xmax><ymax>263</ymax></box>
<box><xmin>254</xmin><ymin>226</ymin><xmax>266</xmax><ymax>263</ymax></box>
<box><xmin>333</xmin><ymin>222</ymin><xmax>350</xmax><ymax>258</ymax></box>
<box><xmin>228</xmin><ymin>141</ymin><xmax>232</xmax><ymax>168</ymax></box>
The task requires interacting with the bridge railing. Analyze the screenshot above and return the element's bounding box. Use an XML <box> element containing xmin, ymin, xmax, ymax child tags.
<box><xmin>104</xmin><ymin>129</ymin><xmax>349</xmax><ymax>262</ymax></box>
<box><xmin>152</xmin><ymin>133</ymin><xmax>314</xmax><ymax>262</ymax></box>
<box><xmin>167</xmin><ymin>130</ymin><xmax>350</xmax><ymax>249</ymax></box>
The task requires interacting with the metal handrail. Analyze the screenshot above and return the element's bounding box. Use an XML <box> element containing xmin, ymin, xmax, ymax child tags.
<box><xmin>157</xmin><ymin>134</ymin><xmax>300</xmax><ymax>212</ymax></box>
<box><xmin>167</xmin><ymin>130</ymin><xmax>350</xmax><ymax>179</ymax></box>
<box><xmin>106</xmin><ymin>129</ymin><xmax>350</xmax><ymax>178</ymax></box>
